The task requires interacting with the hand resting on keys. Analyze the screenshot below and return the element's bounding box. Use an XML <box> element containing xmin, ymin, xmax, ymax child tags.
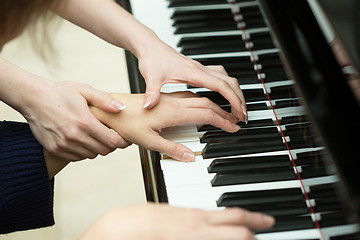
<box><xmin>79</xmin><ymin>203</ymin><xmax>275</xmax><ymax>240</ymax></box>
<box><xmin>90</xmin><ymin>91</ymin><xmax>240</xmax><ymax>162</ymax></box>
<box><xmin>137</xmin><ymin>40</ymin><xmax>248</xmax><ymax>124</ymax></box>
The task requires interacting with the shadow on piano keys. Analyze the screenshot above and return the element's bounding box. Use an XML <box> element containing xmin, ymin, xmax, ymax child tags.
<box><xmin>119</xmin><ymin>0</ymin><xmax>360</xmax><ymax>239</ymax></box>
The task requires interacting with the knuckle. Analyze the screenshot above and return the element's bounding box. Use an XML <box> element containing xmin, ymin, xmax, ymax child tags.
<box><xmin>233</xmin><ymin>208</ymin><xmax>247</xmax><ymax>222</ymax></box>
<box><xmin>203</xmin><ymin>109</ymin><xmax>216</xmax><ymax>119</ymax></box>
<box><xmin>228</xmin><ymin>77</ymin><xmax>239</xmax><ymax>86</ymax></box>
<box><xmin>107</xmin><ymin>135</ymin><xmax>120</xmax><ymax>149</ymax></box>
<box><xmin>166</xmin><ymin>143</ymin><xmax>180</xmax><ymax>157</ymax></box>
<box><xmin>88</xmin><ymin>152</ymin><xmax>98</xmax><ymax>159</ymax></box>
<box><xmin>215</xmin><ymin>65</ymin><xmax>226</xmax><ymax>72</ymax></box>
<box><xmin>199</xmin><ymin>97</ymin><xmax>213</xmax><ymax>106</ymax></box>
<box><xmin>76</xmin><ymin>117</ymin><xmax>91</xmax><ymax>131</ymax></box>
<box><xmin>219</xmin><ymin>79</ymin><xmax>230</xmax><ymax>88</ymax></box>
<box><xmin>99</xmin><ymin>147</ymin><xmax>114</xmax><ymax>156</ymax></box>
<box><xmin>63</xmin><ymin>126</ymin><xmax>80</xmax><ymax>142</ymax></box>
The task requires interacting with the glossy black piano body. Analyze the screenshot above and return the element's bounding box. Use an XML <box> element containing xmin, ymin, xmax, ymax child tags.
<box><xmin>117</xmin><ymin>0</ymin><xmax>360</xmax><ymax>239</ymax></box>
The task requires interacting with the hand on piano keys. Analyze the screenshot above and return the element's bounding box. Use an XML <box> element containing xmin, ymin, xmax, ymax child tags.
<box><xmin>79</xmin><ymin>203</ymin><xmax>275</xmax><ymax>240</ymax></box>
<box><xmin>90</xmin><ymin>92</ymin><xmax>240</xmax><ymax>162</ymax></box>
<box><xmin>136</xmin><ymin>38</ymin><xmax>248</xmax><ymax>123</ymax></box>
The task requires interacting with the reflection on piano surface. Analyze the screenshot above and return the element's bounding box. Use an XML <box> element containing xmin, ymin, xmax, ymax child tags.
<box><xmin>118</xmin><ymin>0</ymin><xmax>360</xmax><ymax>239</ymax></box>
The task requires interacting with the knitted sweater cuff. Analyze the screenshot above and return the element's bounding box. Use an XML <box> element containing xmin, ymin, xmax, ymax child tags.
<box><xmin>0</xmin><ymin>121</ymin><xmax>55</xmax><ymax>234</ymax></box>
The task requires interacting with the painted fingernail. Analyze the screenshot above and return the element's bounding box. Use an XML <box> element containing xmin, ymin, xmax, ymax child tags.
<box><xmin>143</xmin><ymin>97</ymin><xmax>151</xmax><ymax>109</ymax></box>
<box><xmin>182</xmin><ymin>152</ymin><xmax>195</xmax><ymax>162</ymax></box>
<box><xmin>241</xmin><ymin>103</ymin><xmax>248</xmax><ymax>124</ymax></box>
<box><xmin>112</xmin><ymin>100</ymin><xmax>126</xmax><ymax>110</ymax></box>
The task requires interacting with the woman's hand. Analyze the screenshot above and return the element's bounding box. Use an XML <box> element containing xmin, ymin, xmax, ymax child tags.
<box><xmin>79</xmin><ymin>203</ymin><xmax>275</xmax><ymax>240</ymax></box>
<box><xmin>23</xmin><ymin>81</ymin><xmax>131</xmax><ymax>161</ymax></box>
<box><xmin>91</xmin><ymin>92</ymin><xmax>240</xmax><ymax>162</ymax></box>
<box><xmin>137</xmin><ymin>41</ymin><xmax>247</xmax><ymax>123</ymax></box>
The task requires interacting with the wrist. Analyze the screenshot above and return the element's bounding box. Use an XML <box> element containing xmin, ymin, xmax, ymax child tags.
<box><xmin>43</xmin><ymin>149</ymin><xmax>70</xmax><ymax>179</ymax></box>
<box><xmin>129</xmin><ymin>29</ymin><xmax>162</xmax><ymax>59</ymax></box>
<box><xmin>17</xmin><ymin>78</ymin><xmax>54</xmax><ymax>118</ymax></box>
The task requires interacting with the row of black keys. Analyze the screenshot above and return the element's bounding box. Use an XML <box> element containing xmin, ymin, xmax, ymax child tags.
<box><xmin>169</xmin><ymin>5</ymin><xmax>266</xmax><ymax>34</ymax></box>
<box><xmin>217</xmin><ymin>182</ymin><xmax>360</xmax><ymax>234</ymax></box>
<box><xmin>190</xmin><ymin>53</ymin><xmax>289</xmax><ymax>85</ymax></box>
<box><xmin>209</xmin><ymin>149</ymin><xmax>328</xmax><ymax>186</ymax></box>
<box><xmin>168</xmin><ymin>0</ymin><xmax>256</xmax><ymax>8</ymax></box>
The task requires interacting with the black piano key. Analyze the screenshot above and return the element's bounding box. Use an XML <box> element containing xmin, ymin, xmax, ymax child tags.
<box><xmin>238</xmin><ymin>17</ymin><xmax>267</xmax><ymax>29</ymax></box>
<box><xmin>255</xmin><ymin>215</ymin><xmax>315</xmax><ymax>233</ymax></box>
<box><xmin>217</xmin><ymin>188</ymin><xmax>304</xmax><ymax>206</ymax></box>
<box><xmin>178</xmin><ymin>35</ymin><xmax>247</xmax><ymax>55</ymax></box>
<box><xmin>196</xmin><ymin>89</ymin><xmax>266</xmax><ymax>104</ymax></box>
<box><xmin>200</xmin><ymin>126</ymin><xmax>279</xmax><ymax>143</ymax></box>
<box><xmin>175</xmin><ymin>20</ymin><xmax>238</xmax><ymax>34</ymax></box>
<box><xmin>238</xmin><ymin>6</ymin><xmax>263</xmax><ymax>20</ymax></box>
<box><xmin>186</xmin><ymin>73</ymin><xmax>259</xmax><ymax>87</ymax></box>
<box><xmin>300</xmin><ymin>165</ymin><xmax>330</xmax><ymax>179</ymax></box>
<box><xmin>202</xmin><ymin>135</ymin><xmax>286</xmax><ymax>159</ymax></box>
<box><xmin>168</xmin><ymin>0</ymin><xmax>257</xmax><ymax>7</ymax></box>
<box><xmin>246</xmin><ymin>102</ymin><xmax>268</xmax><ymax>111</ymax></box>
<box><xmin>248</xmin><ymin>32</ymin><xmax>276</xmax><ymax>50</ymax></box>
<box><xmin>313</xmin><ymin>197</ymin><xmax>343</xmax><ymax>212</ymax></box>
<box><xmin>211</xmin><ymin>166</ymin><xmax>296</xmax><ymax>186</ymax></box>
<box><xmin>208</xmin><ymin>154</ymin><xmax>291</xmax><ymax>173</ymax></box>
<box><xmin>197</xmin><ymin>118</ymin><xmax>274</xmax><ymax>132</ymax></box>
<box><xmin>171</xmin><ymin>9</ymin><xmax>238</xmax><ymax>34</ymax></box>
<box><xmin>192</xmin><ymin>57</ymin><xmax>260</xmax><ymax>84</ymax></box>
<box><xmin>257</xmin><ymin>55</ymin><xmax>284</xmax><ymax>70</ymax></box>
<box><xmin>171</xmin><ymin>8</ymin><xmax>232</xmax><ymax>21</ymax></box>
<box><xmin>279</xmin><ymin>115</ymin><xmax>310</xmax><ymax>125</ymax></box>
<box><xmin>240</xmin><ymin>200</ymin><xmax>309</xmax><ymax>217</ymax></box>
<box><xmin>261</xmin><ymin>70</ymin><xmax>289</xmax><ymax>81</ymax></box>
<box><xmin>168</xmin><ymin>0</ymin><xmax>228</xmax><ymax>7</ymax></box>
<box><xmin>319</xmin><ymin>212</ymin><xmax>358</xmax><ymax>228</ymax></box>
<box><xmin>233</xmin><ymin>73</ymin><xmax>260</xmax><ymax>84</ymax></box>
<box><xmin>194</xmin><ymin>56</ymin><xmax>253</xmax><ymax>68</ymax></box>
<box><xmin>220</xmin><ymin>102</ymin><xmax>267</xmax><ymax>113</ymax></box>
<box><xmin>273</xmin><ymin>99</ymin><xmax>300</xmax><ymax>108</ymax></box>
<box><xmin>269</xmin><ymin>85</ymin><xmax>297</xmax><ymax>99</ymax></box>
<box><xmin>308</xmin><ymin>183</ymin><xmax>338</xmax><ymax>199</ymax></box>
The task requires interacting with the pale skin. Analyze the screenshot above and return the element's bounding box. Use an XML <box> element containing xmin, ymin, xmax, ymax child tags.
<box><xmin>0</xmin><ymin>0</ymin><xmax>247</xmax><ymax>162</ymax></box>
<box><xmin>44</xmin><ymin>92</ymin><xmax>274</xmax><ymax>240</ymax></box>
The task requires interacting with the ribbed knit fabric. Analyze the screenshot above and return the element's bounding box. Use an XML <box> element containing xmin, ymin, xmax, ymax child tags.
<box><xmin>0</xmin><ymin>121</ymin><xmax>54</xmax><ymax>234</ymax></box>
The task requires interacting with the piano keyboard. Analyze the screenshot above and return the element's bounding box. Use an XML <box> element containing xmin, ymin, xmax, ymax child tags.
<box><xmin>125</xmin><ymin>0</ymin><xmax>360</xmax><ymax>239</ymax></box>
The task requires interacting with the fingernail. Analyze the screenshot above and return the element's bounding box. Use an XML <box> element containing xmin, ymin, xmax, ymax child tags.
<box><xmin>263</xmin><ymin>215</ymin><xmax>275</xmax><ymax>226</ymax></box>
<box><xmin>143</xmin><ymin>97</ymin><xmax>151</xmax><ymax>109</ymax></box>
<box><xmin>232</xmin><ymin>123</ymin><xmax>241</xmax><ymax>131</ymax></box>
<box><xmin>112</xmin><ymin>100</ymin><xmax>126</xmax><ymax>110</ymax></box>
<box><xmin>182</xmin><ymin>152</ymin><xmax>195</xmax><ymax>162</ymax></box>
<box><xmin>241</xmin><ymin>104</ymin><xmax>248</xmax><ymax>124</ymax></box>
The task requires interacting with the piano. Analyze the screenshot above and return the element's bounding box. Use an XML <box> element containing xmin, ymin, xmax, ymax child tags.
<box><xmin>116</xmin><ymin>0</ymin><xmax>360</xmax><ymax>239</ymax></box>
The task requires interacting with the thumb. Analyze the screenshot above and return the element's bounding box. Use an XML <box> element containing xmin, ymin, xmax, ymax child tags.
<box><xmin>151</xmin><ymin>134</ymin><xmax>195</xmax><ymax>162</ymax></box>
<box><xmin>143</xmin><ymin>82</ymin><xmax>162</xmax><ymax>110</ymax></box>
<box><xmin>82</xmin><ymin>86</ymin><xmax>126</xmax><ymax>113</ymax></box>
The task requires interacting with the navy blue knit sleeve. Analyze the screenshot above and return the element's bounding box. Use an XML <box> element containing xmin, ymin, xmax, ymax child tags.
<box><xmin>0</xmin><ymin>121</ymin><xmax>55</xmax><ymax>234</ymax></box>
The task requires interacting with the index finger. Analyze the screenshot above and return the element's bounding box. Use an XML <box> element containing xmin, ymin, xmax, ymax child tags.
<box><xmin>207</xmin><ymin>208</ymin><xmax>275</xmax><ymax>230</ymax></box>
<box><xmin>188</xmin><ymin>69</ymin><xmax>246</xmax><ymax>121</ymax></box>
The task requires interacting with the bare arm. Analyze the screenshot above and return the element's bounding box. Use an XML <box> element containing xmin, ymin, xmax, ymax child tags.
<box><xmin>54</xmin><ymin>0</ymin><xmax>247</xmax><ymax>122</ymax></box>
<box><xmin>0</xmin><ymin>57</ymin><xmax>129</xmax><ymax>161</ymax></box>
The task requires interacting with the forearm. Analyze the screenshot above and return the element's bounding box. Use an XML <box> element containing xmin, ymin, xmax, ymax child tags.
<box><xmin>54</xmin><ymin>0</ymin><xmax>161</xmax><ymax>57</ymax></box>
<box><xmin>0</xmin><ymin>57</ymin><xmax>50</xmax><ymax>115</ymax></box>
